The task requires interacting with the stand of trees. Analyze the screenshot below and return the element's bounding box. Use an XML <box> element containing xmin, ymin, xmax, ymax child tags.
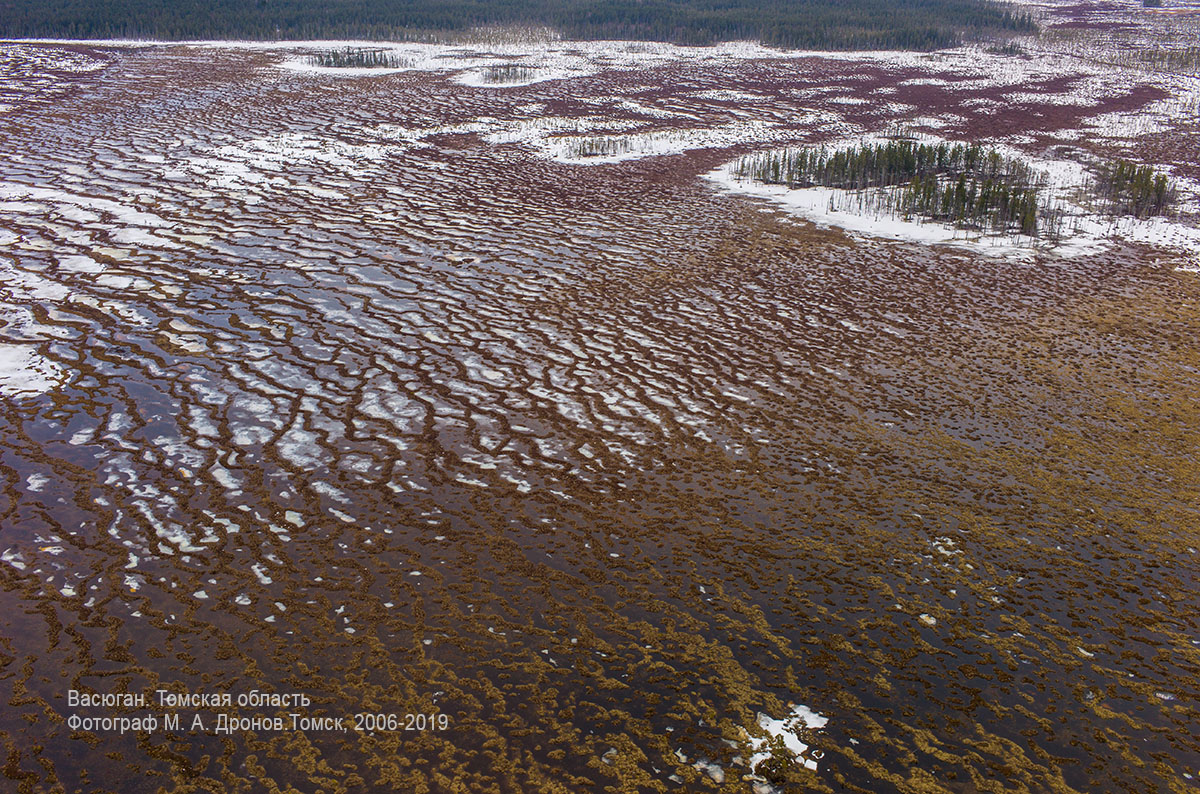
<box><xmin>307</xmin><ymin>48</ymin><xmax>412</xmax><ymax>68</ymax></box>
<box><xmin>735</xmin><ymin>140</ymin><xmax>1178</xmax><ymax>238</ymax></box>
<box><xmin>1136</xmin><ymin>46</ymin><xmax>1200</xmax><ymax>73</ymax></box>
<box><xmin>481</xmin><ymin>64</ymin><xmax>538</xmax><ymax>83</ymax></box>
<box><xmin>1095</xmin><ymin>159</ymin><xmax>1176</xmax><ymax>218</ymax></box>
<box><xmin>736</xmin><ymin>141</ymin><xmax>1050</xmax><ymax>235</ymax></box>
<box><xmin>737</xmin><ymin>141</ymin><xmax>1041</xmax><ymax>192</ymax></box>
<box><xmin>0</xmin><ymin>0</ymin><xmax>1035</xmax><ymax>51</ymax></box>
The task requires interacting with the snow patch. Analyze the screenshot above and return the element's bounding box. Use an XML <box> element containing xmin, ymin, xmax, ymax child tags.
<box><xmin>743</xmin><ymin>703</ymin><xmax>829</xmax><ymax>781</ymax></box>
<box><xmin>0</xmin><ymin>343</ymin><xmax>64</xmax><ymax>396</ymax></box>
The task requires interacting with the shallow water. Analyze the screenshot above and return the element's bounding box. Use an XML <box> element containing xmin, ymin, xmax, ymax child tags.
<box><xmin>1</xmin><ymin>41</ymin><xmax>1198</xmax><ymax>793</ymax></box>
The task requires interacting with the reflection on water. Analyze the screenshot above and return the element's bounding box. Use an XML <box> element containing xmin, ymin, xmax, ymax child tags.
<box><xmin>0</xmin><ymin>42</ymin><xmax>1198</xmax><ymax>793</ymax></box>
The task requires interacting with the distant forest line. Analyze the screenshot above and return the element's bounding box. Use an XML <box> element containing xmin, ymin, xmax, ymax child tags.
<box><xmin>0</xmin><ymin>0</ymin><xmax>1035</xmax><ymax>50</ymax></box>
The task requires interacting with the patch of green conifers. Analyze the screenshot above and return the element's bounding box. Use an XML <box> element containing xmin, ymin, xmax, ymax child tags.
<box><xmin>306</xmin><ymin>48</ymin><xmax>412</xmax><ymax>68</ymax></box>
<box><xmin>0</xmin><ymin>0</ymin><xmax>1034</xmax><ymax>51</ymax></box>
<box><xmin>565</xmin><ymin>136</ymin><xmax>640</xmax><ymax>158</ymax></box>
<box><xmin>481</xmin><ymin>64</ymin><xmax>538</xmax><ymax>83</ymax></box>
<box><xmin>736</xmin><ymin>141</ymin><xmax>1050</xmax><ymax>235</ymax></box>
<box><xmin>1095</xmin><ymin>159</ymin><xmax>1177</xmax><ymax>219</ymax></box>
<box><xmin>737</xmin><ymin>141</ymin><xmax>1038</xmax><ymax>192</ymax></box>
<box><xmin>734</xmin><ymin>140</ymin><xmax>1178</xmax><ymax>238</ymax></box>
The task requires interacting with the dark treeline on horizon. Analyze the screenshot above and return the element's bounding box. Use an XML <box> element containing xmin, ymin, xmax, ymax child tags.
<box><xmin>0</xmin><ymin>0</ymin><xmax>1034</xmax><ymax>50</ymax></box>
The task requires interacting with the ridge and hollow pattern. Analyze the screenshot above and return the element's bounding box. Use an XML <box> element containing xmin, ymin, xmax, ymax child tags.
<box><xmin>0</xmin><ymin>34</ymin><xmax>1198</xmax><ymax>794</ymax></box>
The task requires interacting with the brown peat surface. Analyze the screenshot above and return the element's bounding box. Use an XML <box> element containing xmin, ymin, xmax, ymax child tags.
<box><xmin>1</xmin><ymin>3</ymin><xmax>1199</xmax><ymax>791</ymax></box>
